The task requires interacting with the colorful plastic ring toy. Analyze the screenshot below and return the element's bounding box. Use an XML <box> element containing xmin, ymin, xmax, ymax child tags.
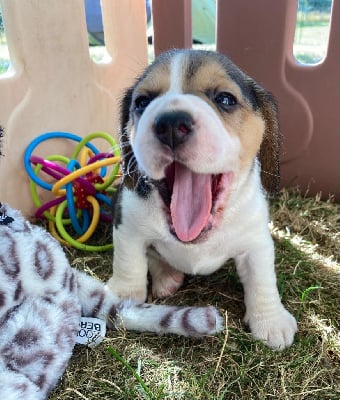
<box><xmin>24</xmin><ymin>131</ymin><xmax>121</xmax><ymax>251</ymax></box>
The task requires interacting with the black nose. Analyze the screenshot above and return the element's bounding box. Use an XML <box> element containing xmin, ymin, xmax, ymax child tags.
<box><xmin>153</xmin><ymin>111</ymin><xmax>194</xmax><ymax>149</ymax></box>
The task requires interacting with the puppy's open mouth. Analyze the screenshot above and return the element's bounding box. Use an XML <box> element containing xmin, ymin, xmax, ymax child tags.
<box><xmin>155</xmin><ymin>162</ymin><xmax>233</xmax><ymax>242</ymax></box>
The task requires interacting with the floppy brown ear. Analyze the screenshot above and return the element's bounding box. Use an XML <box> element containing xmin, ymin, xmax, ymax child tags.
<box><xmin>120</xmin><ymin>87</ymin><xmax>134</xmax><ymax>133</ymax></box>
<box><xmin>254</xmin><ymin>86</ymin><xmax>281</xmax><ymax>195</ymax></box>
<box><xmin>119</xmin><ymin>87</ymin><xmax>137</xmax><ymax>189</ymax></box>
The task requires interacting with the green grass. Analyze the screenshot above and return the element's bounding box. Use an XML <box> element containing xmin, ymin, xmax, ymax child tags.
<box><xmin>293</xmin><ymin>10</ymin><xmax>331</xmax><ymax>64</ymax></box>
<box><xmin>294</xmin><ymin>21</ymin><xmax>331</xmax><ymax>64</ymax></box>
<box><xmin>48</xmin><ymin>189</ymin><xmax>340</xmax><ymax>400</ymax></box>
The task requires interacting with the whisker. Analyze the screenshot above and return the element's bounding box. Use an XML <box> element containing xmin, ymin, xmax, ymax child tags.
<box><xmin>118</xmin><ymin>141</ymin><xmax>132</xmax><ymax>150</ymax></box>
<box><xmin>124</xmin><ymin>157</ymin><xmax>138</xmax><ymax>177</ymax></box>
<box><xmin>134</xmin><ymin>173</ymin><xmax>152</xmax><ymax>193</ymax></box>
<box><xmin>122</xmin><ymin>151</ymin><xmax>136</xmax><ymax>166</ymax></box>
<box><xmin>261</xmin><ymin>169</ymin><xmax>280</xmax><ymax>178</ymax></box>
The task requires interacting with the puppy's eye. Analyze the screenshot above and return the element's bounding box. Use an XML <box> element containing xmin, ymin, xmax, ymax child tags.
<box><xmin>214</xmin><ymin>92</ymin><xmax>237</xmax><ymax>109</ymax></box>
<box><xmin>135</xmin><ymin>95</ymin><xmax>151</xmax><ymax>113</ymax></box>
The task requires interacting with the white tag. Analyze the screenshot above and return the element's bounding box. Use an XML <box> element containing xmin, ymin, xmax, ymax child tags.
<box><xmin>76</xmin><ymin>317</ymin><xmax>106</xmax><ymax>348</ymax></box>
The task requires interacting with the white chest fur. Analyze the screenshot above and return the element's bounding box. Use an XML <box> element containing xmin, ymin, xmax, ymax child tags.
<box><xmin>116</xmin><ymin>167</ymin><xmax>271</xmax><ymax>276</ymax></box>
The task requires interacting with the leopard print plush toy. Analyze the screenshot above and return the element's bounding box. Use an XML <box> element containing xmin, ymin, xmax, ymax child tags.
<box><xmin>0</xmin><ymin>202</ymin><xmax>223</xmax><ymax>400</ymax></box>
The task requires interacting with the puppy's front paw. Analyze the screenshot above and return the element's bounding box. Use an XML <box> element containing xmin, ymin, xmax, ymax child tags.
<box><xmin>152</xmin><ymin>268</ymin><xmax>184</xmax><ymax>299</ymax></box>
<box><xmin>107</xmin><ymin>276</ymin><xmax>147</xmax><ymax>304</ymax></box>
<box><xmin>245</xmin><ymin>306</ymin><xmax>297</xmax><ymax>350</ymax></box>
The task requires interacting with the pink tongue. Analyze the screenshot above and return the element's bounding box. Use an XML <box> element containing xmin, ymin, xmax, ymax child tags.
<box><xmin>170</xmin><ymin>163</ymin><xmax>212</xmax><ymax>242</ymax></box>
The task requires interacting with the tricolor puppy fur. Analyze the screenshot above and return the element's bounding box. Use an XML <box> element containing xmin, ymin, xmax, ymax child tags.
<box><xmin>108</xmin><ymin>49</ymin><xmax>297</xmax><ymax>350</ymax></box>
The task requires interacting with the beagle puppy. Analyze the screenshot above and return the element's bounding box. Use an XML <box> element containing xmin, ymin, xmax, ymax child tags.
<box><xmin>108</xmin><ymin>49</ymin><xmax>297</xmax><ymax>349</ymax></box>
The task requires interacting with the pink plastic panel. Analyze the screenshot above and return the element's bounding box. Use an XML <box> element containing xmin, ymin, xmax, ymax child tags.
<box><xmin>216</xmin><ymin>0</ymin><xmax>339</xmax><ymax>199</ymax></box>
<box><xmin>152</xmin><ymin>0</ymin><xmax>192</xmax><ymax>55</ymax></box>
